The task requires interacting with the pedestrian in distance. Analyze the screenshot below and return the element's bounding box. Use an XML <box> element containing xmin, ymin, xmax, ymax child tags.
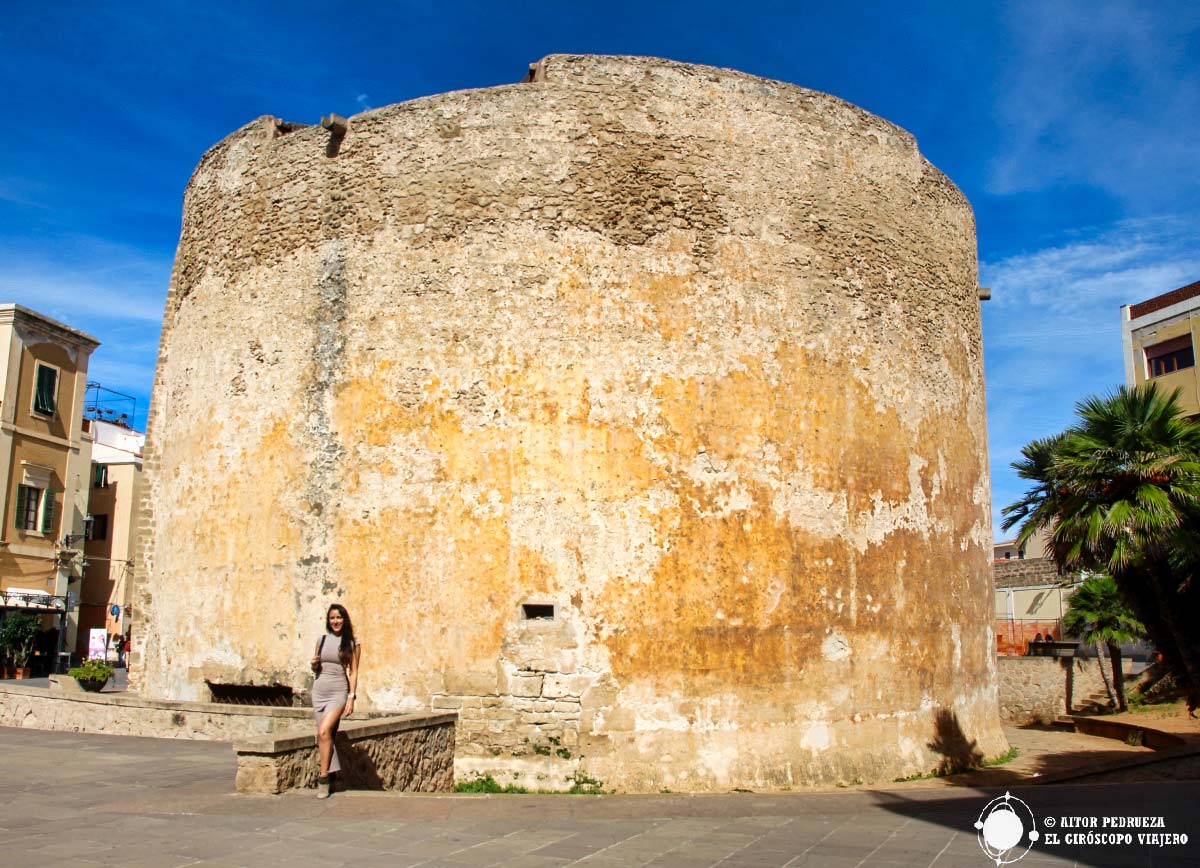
<box><xmin>310</xmin><ymin>604</ymin><xmax>361</xmax><ymax>799</ymax></box>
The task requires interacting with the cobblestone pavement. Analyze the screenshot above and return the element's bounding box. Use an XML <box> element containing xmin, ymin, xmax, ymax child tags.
<box><xmin>2</xmin><ymin>727</ymin><xmax>1198</xmax><ymax>867</ymax></box>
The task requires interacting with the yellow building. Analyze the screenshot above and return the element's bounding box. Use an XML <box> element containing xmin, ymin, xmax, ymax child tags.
<box><xmin>993</xmin><ymin>526</ymin><xmax>1052</xmax><ymax>562</ymax></box>
<box><xmin>1122</xmin><ymin>279</ymin><xmax>1200</xmax><ymax>417</ymax></box>
<box><xmin>0</xmin><ymin>304</ymin><xmax>99</xmax><ymax>673</ymax></box>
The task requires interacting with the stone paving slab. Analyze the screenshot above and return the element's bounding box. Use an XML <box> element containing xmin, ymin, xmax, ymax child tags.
<box><xmin>3</xmin><ymin>726</ymin><xmax>1200</xmax><ymax>867</ymax></box>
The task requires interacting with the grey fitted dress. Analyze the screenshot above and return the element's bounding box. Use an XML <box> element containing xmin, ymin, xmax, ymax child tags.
<box><xmin>312</xmin><ymin>636</ymin><xmax>355</xmax><ymax>773</ymax></box>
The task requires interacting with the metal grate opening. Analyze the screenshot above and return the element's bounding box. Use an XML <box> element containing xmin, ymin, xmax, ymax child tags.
<box><xmin>207</xmin><ymin>682</ymin><xmax>295</xmax><ymax>707</ymax></box>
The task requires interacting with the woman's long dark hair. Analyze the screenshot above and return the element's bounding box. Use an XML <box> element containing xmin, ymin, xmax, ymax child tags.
<box><xmin>325</xmin><ymin>604</ymin><xmax>356</xmax><ymax>668</ymax></box>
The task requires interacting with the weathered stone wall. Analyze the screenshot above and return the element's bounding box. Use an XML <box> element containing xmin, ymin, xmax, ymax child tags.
<box><xmin>234</xmin><ymin>714</ymin><xmax>456</xmax><ymax>793</ymax></box>
<box><xmin>134</xmin><ymin>53</ymin><xmax>1005</xmax><ymax>790</ymax></box>
<box><xmin>996</xmin><ymin>656</ymin><xmax>1110</xmax><ymax>724</ymax></box>
<box><xmin>993</xmin><ymin>557</ymin><xmax>1061</xmax><ymax>588</ymax></box>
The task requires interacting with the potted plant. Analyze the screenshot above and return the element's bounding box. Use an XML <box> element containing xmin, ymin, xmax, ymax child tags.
<box><xmin>0</xmin><ymin>613</ymin><xmax>39</xmax><ymax>679</ymax></box>
<box><xmin>68</xmin><ymin>659</ymin><xmax>115</xmax><ymax>692</ymax></box>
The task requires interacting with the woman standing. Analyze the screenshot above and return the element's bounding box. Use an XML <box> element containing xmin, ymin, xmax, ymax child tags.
<box><xmin>310</xmin><ymin>604</ymin><xmax>361</xmax><ymax>798</ymax></box>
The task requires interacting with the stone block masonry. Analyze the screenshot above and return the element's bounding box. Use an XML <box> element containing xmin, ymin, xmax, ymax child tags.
<box><xmin>994</xmin><ymin>558</ymin><xmax>1062</xmax><ymax>588</ymax></box>
<box><xmin>134</xmin><ymin>53</ymin><xmax>1005</xmax><ymax>790</ymax></box>
<box><xmin>996</xmin><ymin>656</ymin><xmax>1110</xmax><ymax>724</ymax></box>
<box><xmin>234</xmin><ymin>713</ymin><xmax>456</xmax><ymax>794</ymax></box>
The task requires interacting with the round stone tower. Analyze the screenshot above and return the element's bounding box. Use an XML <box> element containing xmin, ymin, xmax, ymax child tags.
<box><xmin>134</xmin><ymin>54</ymin><xmax>1006</xmax><ymax>790</ymax></box>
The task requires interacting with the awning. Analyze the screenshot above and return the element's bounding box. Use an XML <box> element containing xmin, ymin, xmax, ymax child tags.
<box><xmin>1</xmin><ymin>587</ymin><xmax>66</xmax><ymax>612</ymax></box>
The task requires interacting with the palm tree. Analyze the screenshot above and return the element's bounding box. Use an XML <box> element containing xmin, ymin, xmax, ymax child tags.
<box><xmin>1061</xmin><ymin>574</ymin><xmax>1145</xmax><ymax>711</ymax></box>
<box><xmin>1002</xmin><ymin>383</ymin><xmax>1200</xmax><ymax>713</ymax></box>
<box><xmin>1001</xmin><ymin>434</ymin><xmax>1070</xmax><ymax>563</ymax></box>
<box><xmin>1052</xmin><ymin>384</ymin><xmax>1200</xmax><ymax>572</ymax></box>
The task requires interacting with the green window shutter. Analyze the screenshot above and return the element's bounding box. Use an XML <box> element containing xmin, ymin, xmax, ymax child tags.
<box><xmin>14</xmin><ymin>485</ymin><xmax>27</xmax><ymax>529</ymax></box>
<box><xmin>41</xmin><ymin>490</ymin><xmax>55</xmax><ymax>535</ymax></box>
<box><xmin>34</xmin><ymin>365</ymin><xmax>57</xmax><ymax>416</ymax></box>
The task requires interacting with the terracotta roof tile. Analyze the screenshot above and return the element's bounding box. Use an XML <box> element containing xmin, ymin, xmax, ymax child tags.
<box><xmin>1130</xmin><ymin>279</ymin><xmax>1200</xmax><ymax>320</ymax></box>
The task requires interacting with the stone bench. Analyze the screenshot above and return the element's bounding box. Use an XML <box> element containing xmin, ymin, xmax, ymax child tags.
<box><xmin>234</xmin><ymin>712</ymin><xmax>457</xmax><ymax>794</ymax></box>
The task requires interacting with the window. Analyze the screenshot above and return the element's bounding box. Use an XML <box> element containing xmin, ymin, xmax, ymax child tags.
<box><xmin>521</xmin><ymin>603</ymin><xmax>555</xmax><ymax>620</ymax></box>
<box><xmin>93</xmin><ymin>464</ymin><xmax>108</xmax><ymax>488</ymax></box>
<box><xmin>32</xmin><ymin>363</ymin><xmax>58</xmax><ymax>417</ymax></box>
<box><xmin>14</xmin><ymin>485</ymin><xmax>54</xmax><ymax>533</ymax></box>
<box><xmin>86</xmin><ymin>513</ymin><xmax>109</xmax><ymax>541</ymax></box>
<box><xmin>1145</xmin><ymin>335</ymin><xmax>1195</xmax><ymax>378</ymax></box>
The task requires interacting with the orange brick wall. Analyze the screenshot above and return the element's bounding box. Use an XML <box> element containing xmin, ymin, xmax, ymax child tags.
<box><xmin>996</xmin><ymin>619</ymin><xmax>1061</xmax><ymax>656</ymax></box>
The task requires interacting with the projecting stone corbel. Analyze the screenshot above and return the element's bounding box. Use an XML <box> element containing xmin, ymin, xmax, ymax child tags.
<box><xmin>321</xmin><ymin>113</ymin><xmax>348</xmax><ymax>156</ymax></box>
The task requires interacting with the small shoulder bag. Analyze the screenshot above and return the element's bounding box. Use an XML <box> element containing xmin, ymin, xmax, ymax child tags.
<box><xmin>313</xmin><ymin>635</ymin><xmax>326</xmax><ymax>678</ymax></box>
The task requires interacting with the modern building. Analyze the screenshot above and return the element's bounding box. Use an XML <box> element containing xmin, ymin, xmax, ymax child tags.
<box><xmin>75</xmin><ymin>416</ymin><xmax>144</xmax><ymax>662</ymax></box>
<box><xmin>1121</xmin><ymin>278</ymin><xmax>1200</xmax><ymax>418</ymax></box>
<box><xmin>0</xmin><ymin>304</ymin><xmax>100</xmax><ymax>672</ymax></box>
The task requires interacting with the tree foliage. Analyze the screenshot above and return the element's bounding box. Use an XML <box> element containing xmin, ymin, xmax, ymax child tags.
<box><xmin>0</xmin><ymin>612</ymin><xmax>40</xmax><ymax>667</ymax></box>
<box><xmin>1002</xmin><ymin>383</ymin><xmax>1200</xmax><ymax>713</ymax></box>
<box><xmin>1061</xmin><ymin>574</ymin><xmax>1145</xmax><ymax>711</ymax></box>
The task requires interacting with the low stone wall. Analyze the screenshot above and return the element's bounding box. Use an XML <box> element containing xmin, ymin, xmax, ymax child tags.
<box><xmin>0</xmin><ymin>681</ymin><xmax>384</xmax><ymax>741</ymax></box>
<box><xmin>234</xmin><ymin>714</ymin><xmax>457</xmax><ymax>794</ymax></box>
<box><xmin>996</xmin><ymin>656</ymin><xmax>1110</xmax><ymax>724</ymax></box>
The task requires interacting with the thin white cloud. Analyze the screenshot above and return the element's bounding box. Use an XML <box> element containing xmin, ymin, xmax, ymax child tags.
<box><xmin>0</xmin><ymin>176</ymin><xmax>48</xmax><ymax>208</ymax></box>
<box><xmin>1</xmin><ymin>239</ymin><xmax>170</xmax><ymax>325</ymax></box>
<box><xmin>356</xmin><ymin>92</ymin><xmax>372</xmax><ymax>110</ymax></box>
<box><xmin>984</xmin><ymin>217</ymin><xmax>1200</xmax><ymax>313</ymax></box>
<box><xmin>990</xmin><ymin>0</ymin><xmax>1200</xmax><ymax>206</ymax></box>
<box><xmin>982</xmin><ymin>217</ymin><xmax>1200</xmax><ymax>539</ymax></box>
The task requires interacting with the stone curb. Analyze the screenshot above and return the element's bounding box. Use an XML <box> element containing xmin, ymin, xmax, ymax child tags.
<box><xmin>1031</xmin><ymin>717</ymin><xmax>1199</xmax><ymax>785</ymax></box>
<box><xmin>1033</xmin><ymin>744</ymin><xmax>1200</xmax><ymax>785</ymax></box>
<box><xmin>1065</xmin><ymin>715</ymin><xmax>1188</xmax><ymax>750</ymax></box>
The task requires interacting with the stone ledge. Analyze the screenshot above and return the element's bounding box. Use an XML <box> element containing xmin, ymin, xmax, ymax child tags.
<box><xmin>234</xmin><ymin>713</ymin><xmax>457</xmax><ymax>794</ymax></box>
<box><xmin>235</xmin><ymin>712</ymin><xmax>458</xmax><ymax>753</ymax></box>
<box><xmin>47</xmin><ymin>675</ymin><xmax>84</xmax><ymax>692</ymax></box>
<box><xmin>0</xmin><ymin>681</ymin><xmax>313</xmax><ymax>719</ymax></box>
<box><xmin>0</xmin><ymin>682</ymin><xmax>400</xmax><ymax>741</ymax></box>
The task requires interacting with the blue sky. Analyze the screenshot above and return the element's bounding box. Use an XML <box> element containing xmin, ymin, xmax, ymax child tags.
<box><xmin>1</xmin><ymin>1</ymin><xmax>1197</xmax><ymax>539</ymax></box>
